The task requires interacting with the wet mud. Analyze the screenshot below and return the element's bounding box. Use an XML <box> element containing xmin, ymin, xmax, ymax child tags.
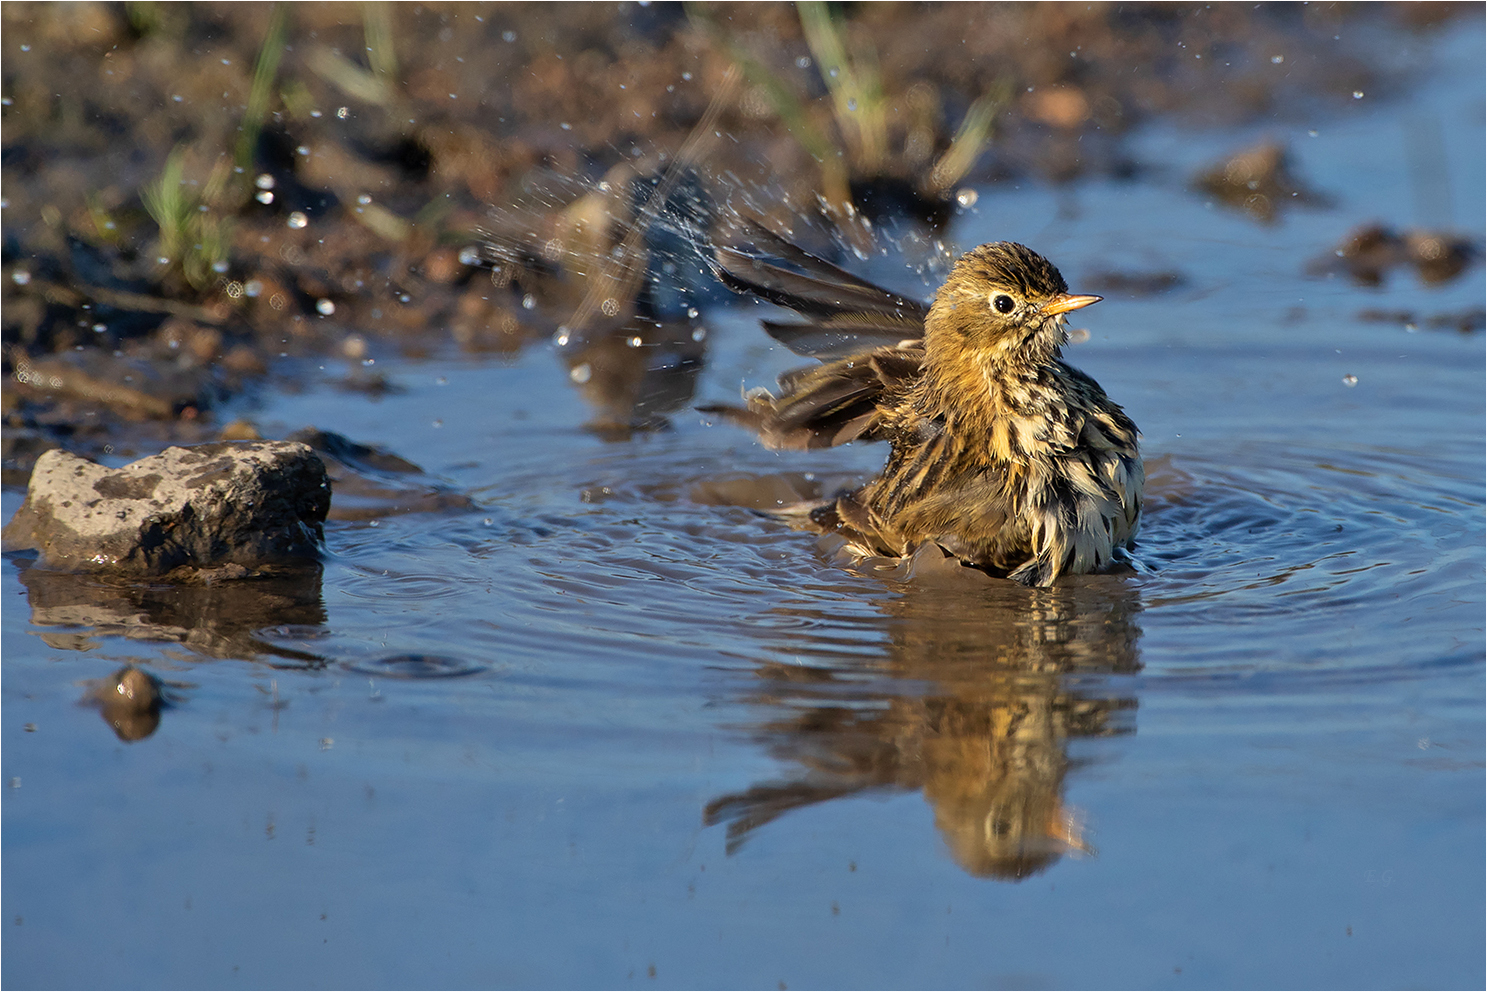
<box><xmin>2</xmin><ymin>3</ymin><xmax>1477</xmax><ymax>482</ymax></box>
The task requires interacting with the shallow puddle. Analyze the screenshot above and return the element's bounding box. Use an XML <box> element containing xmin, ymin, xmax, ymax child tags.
<box><xmin>4</xmin><ymin>21</ymin><xmax>1483</xmax><ymax>991</ymax></box>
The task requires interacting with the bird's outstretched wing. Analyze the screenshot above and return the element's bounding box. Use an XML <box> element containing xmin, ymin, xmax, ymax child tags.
<box><xmin>701</xmin><ymin>220</ymin><xmax>929</xmax><ymax>450</ymax></box>
<box><xmin>711</xmin><ymin>219</ymin><xmax>928</xmax><ymax>354</ymax></box>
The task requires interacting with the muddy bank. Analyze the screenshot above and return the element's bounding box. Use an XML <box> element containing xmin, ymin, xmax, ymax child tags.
<box><xmin>2</xmin><ymin>3</ymin><xmax>1475</xmax><ymax>489</ymax></box>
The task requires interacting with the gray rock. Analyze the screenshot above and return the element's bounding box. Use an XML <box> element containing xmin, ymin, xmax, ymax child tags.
<box><xmin>2</xmin><ymin>442</ymin><xmax>330</xmax><ymax>578</ymax></box>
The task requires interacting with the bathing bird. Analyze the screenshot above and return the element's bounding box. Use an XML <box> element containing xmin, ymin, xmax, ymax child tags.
<box><xmin>701</xmin><ymin>222</ymin><xmax>1142</xmax><ymax>587</ymax></box>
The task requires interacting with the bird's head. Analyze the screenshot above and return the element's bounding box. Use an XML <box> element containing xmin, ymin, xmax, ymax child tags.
<box><xmin>924</xmin><ymin>242</ymin><xmax>1100</xmax><ymax>372</ymax></box>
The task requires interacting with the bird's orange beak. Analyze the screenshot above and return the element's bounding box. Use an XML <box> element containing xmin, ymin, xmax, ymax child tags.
<box><xmin>1042</xmin><ymin>293</ymin><xmax>1102</xmax><ymax>316</ymax></box>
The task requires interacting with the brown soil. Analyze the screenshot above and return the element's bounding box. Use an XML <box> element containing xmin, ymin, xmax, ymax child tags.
<box><xmin>0</xmin><ymin>1</ymin><xmax>1469</xmax><ymax>474</ymax></box>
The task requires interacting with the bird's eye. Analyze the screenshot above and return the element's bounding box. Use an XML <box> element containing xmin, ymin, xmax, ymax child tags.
<box><xmin>992</xmin><ymin>294</ymin><xmax>1016</xmax><ymax>314</ymax></box>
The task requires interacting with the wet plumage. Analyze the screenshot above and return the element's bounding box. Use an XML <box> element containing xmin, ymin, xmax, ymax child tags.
<box><xmin>702</xmin><ymin>222</ymin><xmax>1143</xmax><ymax>587</ymax></box>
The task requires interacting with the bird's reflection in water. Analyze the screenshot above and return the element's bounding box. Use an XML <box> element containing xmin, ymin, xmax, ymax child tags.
<box><xmin>707</xmin><ymin>546</ymin><xmax>1141</xmax><ymax>880</ymax></box>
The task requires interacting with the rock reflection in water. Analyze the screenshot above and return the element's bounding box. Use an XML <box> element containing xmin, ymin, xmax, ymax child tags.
<box><xmin>15</xmin><ymin>563</ymin><xmax>327</xmax><ymax>667</ymax></box>
<box><xmin>707</xmin><ymin>552</ymin><xmax>1141</xmax><ymax>881</ymax></box>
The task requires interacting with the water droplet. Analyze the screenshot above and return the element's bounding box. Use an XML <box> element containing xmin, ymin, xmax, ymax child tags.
<box><xmin>458</xmin><ymin>246</ymin><xmax>479</xmax><ymax>266</ymax></box>
<box><xmin>255</xmin><ymin>174</ymin><xmax>276</xmax><ymax>190</ymax></box>
<box><xmin>92</xmin><ymin>323</ymin><xmax>106</xmax><ymax>333</ymax></box>
<box><xmin>847</xmin><ymin>98</ymin><xmax>858</xmax><ymax>111</ymax></box>
<box><xmin>570</xmin><ymin>362</ymin><xmax>592</xmax><ymax>384</ymax></box>
<box><xmin>686</xmin><ymin>306</ymin><xmax>699</xmax><ymax>319</ymax></box>
<box><xmin>337</xmin><ymin>106</ymin><xmax>349</xmax><ymax>119</ymax></box>
<box><xmin>11</xmin><ymin>270</ymin><xmax>30</xmax><ymax>286</ymax></box>
<box><xmin>1342</xmin><ymin>374</ymin><xmax>1358</xmax><ymax>387</ymax></box>
<box><xmin>315</xmin><ymin>298</ymin><xmax>335</xmax><ymax>316</ymax></box>
<box><xmin>521</xmin><ymin>294</ymin><xmax>536</xmax><ymax>310</ymax></box>
<box><xmin>560</xmin><ymin>122</ymin><xmax>572</xmax><ymax>131</ymax></box>
<box><xmin>244</xmin><ymin>279</ymin><xmax>263</xmax><ymax>298</ymax></box>
<box><xmin>955</xmin><ymin>188</ymin><xmax>978</xmax><ymax>208</ymax></box>
<box><xmin>432</xmin><ymin>418</ymin><xmax>443</xmax><ymax>428</ymax></box>
<box><xmin>796</xmin><ymin>56</ymin><xmax>812</xmax><ymax>69</ymax></box>
<box><xmin>691</xmin><ymin>326</ymin><xmax>707</xmax><ymax>342</ymax></box>
<box><xmin>627</xmin><ymin>336</ymin><xmax>643</xmax><ymax>348</ymax></box>
<box><xmin>1352</xmin><ymin>91</ymin><xmax>1364</xmax><ymax>100</ymax></box>
<box><xmin>1270</xmin><ymin>54</ymin><xmax>1284</xmax><ymax>64</ymax></box>
<box><xmin>554</xmin><ymin>328</ymin><xmax>571</xmax><ymax>347</ymax></box>
<box><xmin>287</xmin><ymin>211</ymin><xmax>308</xmax><ymax>229</ymax></box>
<box><xmin>255</xmin><ymin>190</ymin><xmax>274</xmax><ymax>204</ymax></box>
<box><xmin>502</xmin><ymin>29</ymin><xmax>516</xmax><ymax>42</ymax></box>
<box><xmin>357</xmin><ymin>193</ymin><xmax>372</xmax><ymax>205</ymax></box>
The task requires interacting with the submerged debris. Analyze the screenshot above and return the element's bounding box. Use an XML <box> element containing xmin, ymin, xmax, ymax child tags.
<box><xmin>285</xmin><ymin>427</ymin><xmax>475</xmax><ymax>520</ymax></box>
<box><xmin>1356</xmin><ymin>306</ymin><xmax>1485</xmax><ymax>335</ymax></box>
<box><xmin>1309</xmin><ymin>223</ymin><xmax>1479</xmax><ymax>286</ymax></box>
<box><xmin>1082</xmin><ymin>269</ymin><xmax>1187</xmax><ymax>297</ymax></box>
<box><xmin>1191</xmin><ymin>141</ymin><xmax>1327</xmax><ymax>222</ymax></box>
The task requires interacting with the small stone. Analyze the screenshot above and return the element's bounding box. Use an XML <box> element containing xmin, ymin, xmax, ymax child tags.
<box><xmin>90</xmin><ymin>666</ymin><xmax>165</xmax><ymax>742</ymax></box>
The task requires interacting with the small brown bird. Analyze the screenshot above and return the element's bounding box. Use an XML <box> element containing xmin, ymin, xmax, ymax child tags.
<box><xmin>703</xmin><ymin>222</ymin><xmax>1142</xmax><ymax>586</ymax></box>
